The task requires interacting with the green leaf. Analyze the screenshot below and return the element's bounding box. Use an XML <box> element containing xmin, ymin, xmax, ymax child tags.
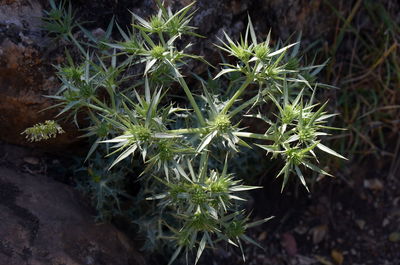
<box><xmin>195</xmin><ymin>234</ymin><xmax>207</xmax><ymax>265</ymax></box>
<box><xmin>146</xmin><ymin>193</ymin><xmax>167</xmax><ymax>200</ymax></box>
<box><xmin>281</xmin><ymin>163</ymin><xmax>290</xmax><ymax>192</ymax></box>
<box><xmin>196</xmin><ymin>130</ymin><xmax>218</xmax><ymax>153</ymax></box>
<box><xmin>240</xmin><ymin>234</ymin><xmax>264</xmax><ymax>250</ymax></box>
<box><xmin>316</xmin><ymin>143</ymin><xmax>348</xmax><ymax>160</ymax></box>
<box><xmin>302</xmin><ymin>161</ymin><xmax>333</xmax><ymax>177</ymax></box>
<box><xmin>168</xmin><ymin>246</ymin><xmax>182</xmax><ymax>265</ymax></box>
<box><xmin>109</xmin><ymin>144</ymin><xmax>137</xmax><ymax>169</ymax></box>
<box><xmin>247</xmin><ymin>15</ymin><xmax>257</xmax><ymax>45</ymax></box>
<box><xmin>228</xmin><ymin>195</ymin><xmax>246</xmax><ymax>201</ymax></box>
<box><xmin>229</xmin><ymin>185</ymin><xmax>262</xmax><ymax>192</ymax></box>
<box><xmin>245</xmin><ymin>216</ymin><xmax>274</xmax><ymax>229</ymax></box>
<box><xmin>144</xmin><ymin>58</ymin><xmax>157</xmax><ymax>75</ymax></box>
<box><xmin>295</xmin><ymin>165</ymin><xmax>309</xmax><ymax>192</ymax></box>
<box><xmin>56</xmin><ymin>101</ymin><xmax>80</xmax><ymax>117</ymax></box>
<box><xmin>214</xmin><ymin>68</ymin><xmax>238</xmax><ymax>79</ymax></box>
<box><xmin>268</xmin><ymin>42</ymin><xmax>298</xmax><ymax>57</ymax></box>
<box><xmin>84</xmin><ymin>141</ymin><xmax>100</xmax><ymax>162</ymax></box>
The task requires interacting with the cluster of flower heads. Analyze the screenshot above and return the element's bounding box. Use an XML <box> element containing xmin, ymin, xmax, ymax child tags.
<box><xmin>22</xmin><ymin>120</ymin><xmax>64</xmax><ymax>142</ymax></box>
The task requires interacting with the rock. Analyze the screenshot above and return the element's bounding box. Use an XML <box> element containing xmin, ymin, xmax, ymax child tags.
<box><xmin>355</xmin><ymin>219</ymin><xmax>366</xmax><ymax>230</ymax></box>
<box><xmin>254</xmin><ymin>0</ymin><xmax>335</xmax><ymax>42</ymax></box>
<box><xmin>388</xmin><ymin>232</ymin><xmax>400</xmax><ymax>243</ymax></box>
<box><xmin>310</xmin><ymin>224</ymin><xmax>328</xmax><ymax>244</ymax></box>
<box><xmin>0</xmin><ymin>164</ymin><xmax>145</xmax><ymax>265</ymax></box>
<box><xmin>281</xmin><ymin>232</ymin><xmax>298</xmax><ymax>256</ymax></box>
<box><xmin>363</xmin><ymin>178</ymin><xmax>384</xmax><ymax>191</ymax></box>
<box><xmin>331</xmin><ymin>249</ymin><xmax>344</xmax><ymax>265</ymax></box>
<box><xmin>71</xmin><ymin>0</ymin><xmax>337</xmax><ymax>63</ymax></box>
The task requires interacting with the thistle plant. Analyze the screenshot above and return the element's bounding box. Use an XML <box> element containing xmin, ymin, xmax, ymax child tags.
<box><xmin>27</xmin><ymin>1</ymin><xmax>346</xmax><ymax>264</ymax></box>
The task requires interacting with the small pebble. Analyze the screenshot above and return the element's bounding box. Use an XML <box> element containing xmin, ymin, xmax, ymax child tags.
<box><xmin>24</xmin><ymin>156</ymin><xmax>39</xmax><ymax>165</ymax></box>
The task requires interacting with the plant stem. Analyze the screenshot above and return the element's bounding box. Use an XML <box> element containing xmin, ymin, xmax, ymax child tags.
<box><xmin>68</xmin><ymin>32</ymin><xmax>86</xmax><ymax>55</ymax></box>
<box><xmin>177</xmin><ymin>77</ymin><xmax>206</xmax><ymax>126</ymax></box>
<box><xmin>233</xmin><ymin>131</ymin><xmax>273</xmax><ymax>141</ymax></box>
<box><xmin>229</xmin><ymin>89</ymin><xmax>268</xmax><ymax>117</ymax></box>
<box><xmin>168</xmin><ymin>127</ymin><xmax>207</xmax><ymax>134</ymax></box>
<box><xmin>85</xmin><ymin>102</ymin><xmax>110</xmax><ymax>114</ymax></box>
<box><xmin>89</xmin><ymin>97</ymin><xmax>113</xmax><ymax>114</ymax></box>
<box><xmin>109</xmin><ymin>87</ymin><xmax>116</xmax><ymax>110</ymax></box>
<box><xmin>222</xmin><ymin>77</ymin><xmax>253</xmax><ymax>114</ymax></box>
<box><xmin>158</xmin><ymin>32</ymin><xmax>166</xmax><ymax>47</ymax></box>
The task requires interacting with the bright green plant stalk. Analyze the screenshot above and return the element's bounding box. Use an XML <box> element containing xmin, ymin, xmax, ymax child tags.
<box><xmin>234</xmin><ymin>132</ymin><xmax>274</xmax><ymax>141</ymax></box>
<box><xmin>177</xmin><ymin>77</ymin><xmax>206</xmax><ymax>126</ymax></box>
<box><xmin>221</xmin><ymin>76</ymin><xmax>253</xmax><ymax>114</ymax></box>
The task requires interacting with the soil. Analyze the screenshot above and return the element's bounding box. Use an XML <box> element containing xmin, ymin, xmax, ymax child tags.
<box><xmin>221</xmin><ymin>154</ymin><xmax>400</xmax><ymax>265</ymax></box>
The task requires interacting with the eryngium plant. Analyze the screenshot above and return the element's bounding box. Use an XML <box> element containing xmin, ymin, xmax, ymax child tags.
<box><xmin>26</xmin><ymin>0</ymin><xmax>346</xmax><ymax>263</ymax></box>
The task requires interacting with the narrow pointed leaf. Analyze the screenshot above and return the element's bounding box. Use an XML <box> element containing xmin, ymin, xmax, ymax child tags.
<box><xmin>195</xmin><ymin>234</ymin><xmax>207</xmax><ymax>265</ymax></box>
<box><xmin>316</xmin><ymin>143</ymin><xmax>347</xmax><ymax>160</ymax></box>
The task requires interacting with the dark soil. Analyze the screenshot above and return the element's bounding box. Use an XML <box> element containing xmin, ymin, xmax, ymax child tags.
<box><xmin>225</xmin><ymin>155</ymin><xmax>400</xmax><ymax>265</ymax></box>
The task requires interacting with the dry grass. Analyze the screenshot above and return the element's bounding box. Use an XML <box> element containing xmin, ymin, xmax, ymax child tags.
<box><xmin>322</xmin><ymin>0</ymin><xmax>400</xmax><ymax>176</ymax></box>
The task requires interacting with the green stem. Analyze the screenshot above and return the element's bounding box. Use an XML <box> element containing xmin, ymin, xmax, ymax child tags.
<box><xmin>68</xmin><ymin>32</ymin><xmax>86</xmax><ymax>55</ymax></box>
<box><xmin>229</xmin><ymin>89</ymin><xmax>268</xmax><ymax>117</ymax></box>
<box><xmin>168</xmin><ymin>127</ymin><xmax>207</xmax><ymax>134</ymax></box>
<box><xmin>85</xmin><ymin>103</ymin><xmax>110</xmax><ymax>114</ymax></box>
<box><xmin>109</xmin><ymin>86</ymin><xmax>116</xmax><ymax>110</ymax></box>
<box><xmin>89</xmin><ymin>97</ymin><xmax>113</xmax><ymax>114</ymax></box>
<box><xmin>177</xmin><ymin>77</ymin><xmax>206</xmax><ymax>126</ymax></box>
<box><xmin>91</xmin><ymin>96</ymin><xmax>106</xmax><ymax>108</ymax></box>
<box><xmin>233</xmin><ymin>131</ymin><xmax>273</xmax><ymax>141</ymax></box>
<box><xmin>158</xmin><ymin>32</ymin><xmax>166</xmax><ymax>47</ymax></box>
<box><xmin>222</xmin><ymin>77</ymin><xmax>253</xmax><ymax>114</ymax></box>
<box><xmin>199</xmin><ymin>151</ymin><xmax>208</xmax><ymax>182</ymax></box>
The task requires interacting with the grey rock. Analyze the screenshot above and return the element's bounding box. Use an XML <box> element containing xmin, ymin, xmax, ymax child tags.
<box><xmin>0</xmin><ymin>163</ymin><xmax>145</xmax><ymax>265</ymax></box>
